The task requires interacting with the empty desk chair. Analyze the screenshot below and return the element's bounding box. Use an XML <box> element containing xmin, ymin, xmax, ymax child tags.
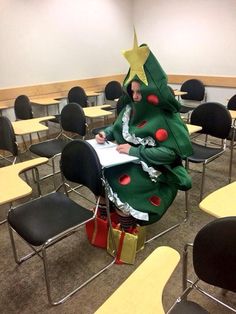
<box><xmin>168</xmin><ymin>217</ymin><xmax>236</xmax><ymax>313</ymax></box>
<box><xmin>227</xmin><ymin>94</ymin><xmax>236</xmax><ymax>182</ymax></box>
<box><xmin>68</xmin><ymin>86</ymin><xmax>88</xmax><ymax>107</ymax></box>
<box><xmin>29</xmin><ymin>102</ymin><xmax>87</xmax><ymax>187</ymax></box>
<box><xmin>180</xmin><ymin>79</ymin><xmax>206</xmax><ymax>122</ymax></box>
<box><xmin>14</xmin><ymin>94</ymin><xmax>41</xmax><ymax>147</ymax></box>
<box><xmin>186</xmin><ymin>102</ymin><xmax>232</xmax><ymax>201</ymax></box>
<box><xmin>7</xmin><ymin>139</ymin><xmax>116</xmax><ymax>306</ymax></box>
<box><xmin>0</xmin><ymin>116</ymin><xmax>18</xmax><ymax>165</ymax></box>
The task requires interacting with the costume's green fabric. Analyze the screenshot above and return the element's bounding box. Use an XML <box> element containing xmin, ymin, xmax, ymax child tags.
<box><xmin>103</xmin><ymin>37</ymin><xmax>193</xmax><ymax>225</ymax></box>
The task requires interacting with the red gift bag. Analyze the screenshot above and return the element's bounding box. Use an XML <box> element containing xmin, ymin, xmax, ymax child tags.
<box><xmin>86</xmin><ymin>211</ymin><xmax>119</xmax><ymax>249</ymax></box>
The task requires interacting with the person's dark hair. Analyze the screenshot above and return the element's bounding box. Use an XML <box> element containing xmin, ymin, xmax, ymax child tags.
<box><xmin>126</xmin><ymin>79</ymin><xmax>141</xmax><ymax>99</ymax></box>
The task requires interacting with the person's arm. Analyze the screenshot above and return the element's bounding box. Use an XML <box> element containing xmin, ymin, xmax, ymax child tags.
<box><xmin>103</xmin><ymin>125</ymin><xmax>115</xmax><ymax>141</ymax></box>
<box><xmin>129</xmin><ymin>145</ymin><xmax>177</xmax><ymax>166</ymax></box>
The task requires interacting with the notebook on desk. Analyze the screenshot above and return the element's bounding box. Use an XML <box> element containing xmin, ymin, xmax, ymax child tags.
<box><xmin>86</xmin><ymin>139</ymin><xmax>139</xmax><ymax>168</ymax></box>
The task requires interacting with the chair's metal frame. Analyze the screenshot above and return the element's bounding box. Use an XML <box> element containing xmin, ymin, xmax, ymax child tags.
<box><xmin>167</xmin><ymin>243</ymin><xmax>236</xmax><ymax>313</ymax></box>
<box><xmin>30</xmin><ymin>123</ymin><xmax>88</xmax><ymax>189</ymax></box>
<box><xmin>7</xmin><ymin>161</ymin><xmax>117</xmax><ymax>306</ymax></box>
<box><xmin>228</xmin><ymin>120</ymin><xmax>236</xmax><ymax>183</ymax></box>
<box><xmin>186</xmin><ymin>138</ymin><xmax>228</xmax><ymax>201</ymax></box>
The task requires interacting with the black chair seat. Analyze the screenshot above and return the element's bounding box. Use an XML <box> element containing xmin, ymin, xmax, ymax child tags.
<box><xmin>30</xmin><ymin>138</ymin><xmax>68</xmax><ymax>158</ymax></box>
<box><xmin>170</xmin><ymin>300</ymin><xmax>209</xmax><ymax>314</ymax></box>
<box><xmin>180</xmin><ymin>105</ymin><xmax>194</xmax><ymax>114</ymax></box>
<box><xmin>188</xmin><ymin>142</ymin><xmax>223</xmax><ymax>163</ymax></box>
<box><xmin>8</xmin><ymin>192</ymin><xmax>93</xmax><ymax>246</ymax></box>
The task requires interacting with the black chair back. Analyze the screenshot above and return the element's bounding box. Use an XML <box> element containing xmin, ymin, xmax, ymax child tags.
<box><xmin>190</xmin><ymin>102</ymin><xmax>231</xmax><ymax>139</ymax></box>
<box><xmin>227</xmin><ymin>94</ymin><xmax>236</xmax><ymax>110</ymax></box>
<box><xmin>180</xmin><ymin>79</ymin><xmax>205</xmax><ymax>101</ymax></box>
<box><xmin>0</xmin><ymin>116</ymin><xmax>18</xmax><ymax>156</ymax></box>
<box><xmin>104</xmin><ymin>81</ymin><xmax>123</xmax><ymax>101</ymax></box>
<box><xmin>193</xmin><ymin>217</ymin><xmax>236</xmax><ymax>292</ymax></box>
<box><xmin>60</xmin><ymin>140</ymin><xmax>103</xmax><ymax>196</ymax></box>
<box><xmin>68</xmin><ymin>86</ymin><xmax>88</xmax><ymax>107</ymax></box>
<box><xmin>60</xmin><ymin>102</ymin><xmax>86</xmax><ymax>137</ymax></box>
<box><xmin>14</xmin><ymin>95</ymin><xmax>33</xmax><ymax>120</ymax></box>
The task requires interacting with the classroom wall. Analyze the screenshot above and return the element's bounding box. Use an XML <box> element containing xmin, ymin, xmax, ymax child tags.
<box><xmin>1</xmin><ymin>0</ymin><xmax>236</xmax><ymax>104</ymax></box>
<box><xmin>133</xmin><ymin>0</ymin><xmax>236</xmax><ymax>76</ymax></box>
<box><xmin>133</xmin><ymin>0</ymin><xmax>236</xmax><ymax>103</ymax></box>
<box><xmin>0</xmin><ymin>0</ymin><xmax>133</xmax><ymax>88</ymax></box>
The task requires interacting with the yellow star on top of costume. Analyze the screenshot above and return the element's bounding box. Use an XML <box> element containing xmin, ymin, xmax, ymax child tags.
<box><xmin>123</xmin><ymin>31</ymin><xmax>150</xmax><ymax>86</ymax></box>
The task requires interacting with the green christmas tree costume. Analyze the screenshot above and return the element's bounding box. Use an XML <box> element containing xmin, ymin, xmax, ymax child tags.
<box><xmin>103</xmin><ymin>35</ymin><xmax>193</xmax><ymax>225</ymax></box>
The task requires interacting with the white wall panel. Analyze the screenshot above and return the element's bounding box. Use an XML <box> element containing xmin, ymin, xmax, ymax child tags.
<box><xmin>0</xmin><ymin>0</ymin><xmax>133</xmax><ymax>87</ymax></box>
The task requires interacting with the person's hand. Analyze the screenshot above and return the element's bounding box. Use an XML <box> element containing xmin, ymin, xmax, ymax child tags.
<box><xmin>116</xmin><ymin>143</ymin><xmax>131</xmax><ymax>154</ymax></box>
<box><xmin>95</xmin><ymin>131</ymin><xmax>107</xmax><ymax>144</ymax></box>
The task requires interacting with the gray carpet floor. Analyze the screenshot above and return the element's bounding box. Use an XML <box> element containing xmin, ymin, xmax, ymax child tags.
<box><xmin>0</xmin><ymin>131</ymin><xmax>235</xmax><ymax>314</ymax></box>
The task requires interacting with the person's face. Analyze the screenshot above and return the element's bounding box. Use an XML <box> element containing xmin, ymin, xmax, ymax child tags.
<box><xmin>131</xmin><ymin>81</ymin><xmax>142</xmax><ymax>102</ymax></box>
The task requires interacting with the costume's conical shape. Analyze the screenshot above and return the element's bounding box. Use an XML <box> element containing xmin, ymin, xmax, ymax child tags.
<box><xmin>103</xmin><ymin>35</ymin><xmax>193</xmax><ymax>224</ymax></box>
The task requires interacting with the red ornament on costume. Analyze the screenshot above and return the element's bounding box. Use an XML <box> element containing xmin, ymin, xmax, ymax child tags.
<box><xmin>149</xmin><ymin>195</ymin><xmax>161</xmax><ymax>206</ymax></box>
<box><xmin>155</xmin><ymin>128</ymin><xmax>168</xmax><ymax>142</ymax></box>
<box><xmin>147</xmin><ymin>94</ymin><xmax>159</xmax><ymax>105</ymax></box>
<box><xmin>119</xmin><ymin>174</ymin><xmax>131</xmax><ymax>185</ymax></box>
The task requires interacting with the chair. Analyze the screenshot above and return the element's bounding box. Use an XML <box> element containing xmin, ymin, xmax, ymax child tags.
<box><xmin>50</xmin><ymin>86</ymin><xmax>88</xmax><ymax>126</ymax></box>
<box><xmin>168</xmin><ymin>217</ymin><xmax>236</xmax><ymax>313</ymax></box>
<box><xmin>186</xmin><ymin>102</ymin><xmax>232</xmax><ymax>201</ymax></box>
<box><xmin>14</xmin><ymin>95</ymin><xmax>33</xmax><ymax>120</ymax></box>
<box><xmin>180</xmin><ymin>79</ymin><xmax>206</xmax><ymax>122</ymax></box>
<box><xmin>227</xmin><ymin>94</ymin><xmax>236</xmax><ymax>182</ymax></box>
<box><xmin>104</xmin><ymin>80</ymin><xmax>123</xmax><ymax>102</ymax></box>
<box><xmin>14</xmin><ymin>95</ymin><xmax>41</xmax><ymax>147</ymax></box>
<box><xmin>29</xmin><ymin>102</ymin><xmax>87</xmax><ymax>187</ymax></box>
<box><xmin>103</xmin><ymin>80</ymin><xmax>123</xmax><ymax>115</ymax></box>
<box><xmin>7</xmin><ymin>139</ymin><xmax>116</xmax><ymax>306</ymax></box>
<box><xmin>68</xmin><ymin>86</ymin><xmax>88</xmax><ymax>107</ymax></box>
<box><xmin>0</xmin><ymin>116</ymin><xmax>19</xmax><ymax>224</ymax></box>
<box><xmin>0</xmin><ymin>116</ymin><xmax>19</xmax><ymax>165</ymax></box>
<box><xmin>91</xmin><ymin>95</ymin><xmax>126</xmax><ymax>136</ymax></box>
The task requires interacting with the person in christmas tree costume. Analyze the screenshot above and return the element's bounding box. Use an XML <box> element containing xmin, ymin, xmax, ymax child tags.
<box><xmin>95</xmin><ymin>34</ymin><xmax>193</xmax><ymax>227</ymax></box>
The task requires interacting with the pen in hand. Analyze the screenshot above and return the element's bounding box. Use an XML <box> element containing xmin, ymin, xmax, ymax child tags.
<box><xmin>98</xmin><ymin>132</ymin><xmax>109</xmax><ymax>144</ymax></box>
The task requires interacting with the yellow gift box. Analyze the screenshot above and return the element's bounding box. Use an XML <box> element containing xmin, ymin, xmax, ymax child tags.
<box><xmin>107</xmin><ymin>225</ymin><xmax>146</xmax><ymax>264</ymax></box>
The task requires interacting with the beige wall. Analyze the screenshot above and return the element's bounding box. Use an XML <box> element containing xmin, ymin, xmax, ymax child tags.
<box><xmin>133</xmin><ymin>0</ymin><xmax>236</xmax><ymax>76</ymax></box>
<box><xmin>0</xmin><ymin>0</ymin><xmax>133</xmax><ymax>88</ymax></box>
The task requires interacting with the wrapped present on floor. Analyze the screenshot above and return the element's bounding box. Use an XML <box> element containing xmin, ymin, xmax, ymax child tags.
<box><xmin>86</xmin><ymin>210</ymin><xmax>119</xmax><ymax>249</ymax></box>
<box><xmin>107</xmin><ymin>224</ymin><xmax>146</xmax><ymax>264</ymax></box>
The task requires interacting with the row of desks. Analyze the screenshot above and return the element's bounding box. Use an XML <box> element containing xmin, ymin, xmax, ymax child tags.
<box><xmin>11</xmin><ymin>117</ymin><xmax>201</xmax><ymax>137</ymax></box>
<box><xmin>10</xmin><ymin>105</ymin><xmax>113</xmax><ymax>136</ymax></box>
<box><xmin>0</xmin><ymin>89</ymin><xmax>186</xmax><ymax>113</ymax></box>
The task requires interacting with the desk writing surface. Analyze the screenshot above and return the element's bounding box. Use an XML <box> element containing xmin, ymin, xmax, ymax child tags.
<box><xmin>31</xmin><ymin>98</ymin><xmax>60</xmax><ymax>106</ymax></box>
<box><xmin>186</xmin><ymin>124</ymin><xmax>202</xmax><ymax>135</ymax></box>
<box><xmin>95</xmin><ymin>246</ymin><xmax>180</xmax><ymax>314</ymax></box>
<box><xmin>229</xmin><ymin>110</ymin><xmax>236</xmax><ymax>120</ymax></box>
<box><xmin>0</xmin><ymin>157</ymin><xmax>48</xmax><ymax>205</ymax></box>
<box><xmin>174</xmin><ymin>90</ymin><xmax>187</xmax><ymax>97</ymax></box>
<box><xmin>83</xmin><ymin>105</ymin><xmax>112</xmax><ymax>118</ymax></box>
<box><xmin>199</xmin><ymin>181</ymin><xmax>236</xmax><ymax>218</ymax></box>
<box><xmin>54</xmin><ymin>91</ymin><xmax>101</xmax><ymax>101</ymax></box>
<box><xmin>87</xmin><ymin>139</ymin><xmax>138</xmax><ymax>167</ymax></box>
<box><xmin>12</xmin><ymin>116</ymin><xmax>55</xmax><ymax>135</ymax></box>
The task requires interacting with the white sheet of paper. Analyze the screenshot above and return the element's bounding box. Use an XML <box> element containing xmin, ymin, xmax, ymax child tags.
<box><xmin>86</xmin><ymin>139</ymin><xmax>139</xmax><ymax>167</ymax></box>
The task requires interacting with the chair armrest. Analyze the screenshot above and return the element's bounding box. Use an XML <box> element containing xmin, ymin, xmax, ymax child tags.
<box><xmin>0</xmin><ymin>157</ymin><xmax>48</xmax><ymax>205</ymax></box>
<box><xmin>95</xmin><ymin>246</ymin><xmax>180</xmax><ymax>314</ymax></box>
